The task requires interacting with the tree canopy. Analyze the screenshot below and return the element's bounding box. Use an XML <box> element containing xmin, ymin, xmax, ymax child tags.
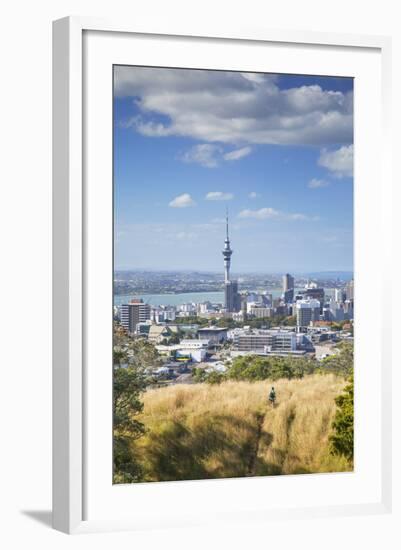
<box><xmin>330</xmin><ymin>374</ymin><xmax>354</xmax><ymax>461</ymax></box>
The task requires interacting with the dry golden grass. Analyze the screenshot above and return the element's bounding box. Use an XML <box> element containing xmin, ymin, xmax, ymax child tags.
<box><xmin>132</xmin><ymin>374</ymin><xmax>351</xmax><ymax>482</ymax></box>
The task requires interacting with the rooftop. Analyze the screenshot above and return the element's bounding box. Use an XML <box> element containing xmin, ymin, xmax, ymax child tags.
<box><xmin>198</xmin><ymin>326</ymin><xmax>228</xmax><ymax>332</ymax></box>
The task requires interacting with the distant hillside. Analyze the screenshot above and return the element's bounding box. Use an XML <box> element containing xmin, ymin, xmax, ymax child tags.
<box><xmin>301</xmin><ymin>271</ymin><xmax>353</xmax><ymax>281</ymax></box>
<box><xmin>129</xmin><ymin>375</ymin><xmax>352</xmax><ymax>482</ymax></box>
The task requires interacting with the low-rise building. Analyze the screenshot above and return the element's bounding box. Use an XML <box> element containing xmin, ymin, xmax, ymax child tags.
<box><xmin>248</xmin><ymin>306</ymin><xmax>274</xmax><ymax>318</ymax></box>
<box><xmin>233</xmin><ymin>329</ymin><xmax>297</xmax><ymax>353</ymax></box>
<box><xmin>197</xmin><ymin>327</ymin><xmax>228</xmax><ymax>343</ymax></box>
<box><xmin>148</xmin><ymin>325</ymin><xmax>173</xmax><ymax>344</ymax></box>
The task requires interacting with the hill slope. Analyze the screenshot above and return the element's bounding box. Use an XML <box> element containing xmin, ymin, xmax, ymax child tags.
<box><xmin>131</xmin><ymin>374</ymin><xmax>352</xmax><ymax>482</ymax></box>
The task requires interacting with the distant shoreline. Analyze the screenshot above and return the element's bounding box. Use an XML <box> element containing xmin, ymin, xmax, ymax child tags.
<box><xmin>113</xmin><ymin>288</ymin><xmax>337</xmax><ymax>307</ymax></box>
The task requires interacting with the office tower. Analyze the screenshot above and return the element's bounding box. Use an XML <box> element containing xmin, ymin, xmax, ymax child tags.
<box><xmin>346</xmin><ymin>279</ymin><xmax>354</xmax><ymax>301</ymax></box>
<box><xmin>343</xmin><ymin>299</ymin><xmax>354</xmax><ymax>320</ymax></box>
<box><xmin>283</xmin><ymin>273</ymin><xmax>295</xmax><ymax>292</ymax></box>
<box><xmin>283</xmin><ymin>288</ymin><xmax>294</xmax><ymax>304</ymax></box>
<box><xmin>304</xmin><ymin>286</ymin><xmax>325</xmax><ymax>310</ymax></box>
<box><xmin>328</xmin><ymin>298</ymin><xmax>345</xmax><ymax>321</ymax></box>
<box><xmin>335</xmin><ymin>288</ymin><xmax>346</xmax><ymax>303</ymax></box>
<box><xmin>296</xmin><ymin>299</ymin><xmax>321</xmax><ymax>327</ymax></box>
<box><xmin>120</xmin><ymin>299</ymin><xmax>151</xmax><ymax>333</ymax></box>
<box><xmin>222</xmin><ymin>212</ymin><xmax>240</xmax><ymax>312</ymax></box>
<box><xmin>225</xmin><ymin>280</ymin><xmax>241</xmax><ymax>312</ymax></box>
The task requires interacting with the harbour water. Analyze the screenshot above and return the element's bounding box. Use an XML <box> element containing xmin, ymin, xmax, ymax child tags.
<box><xmin>114</xmin><ymin>288</ymin><xmax>336</xmax><ymax>307</ymax></box>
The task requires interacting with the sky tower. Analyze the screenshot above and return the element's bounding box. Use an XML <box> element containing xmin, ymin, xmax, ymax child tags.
<box><xmin>222</xmin><ymin>210</ymin><xmax>240</xmax><ymax>312</ymax></box>
<box><xmin>222</xmin><ymin>210</ymin><xmax>233</xmax><ymax>283</ymax></box>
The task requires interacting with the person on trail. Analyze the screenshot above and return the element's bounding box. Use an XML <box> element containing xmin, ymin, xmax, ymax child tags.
<box><xmin>268</xmin><ymin>386</ymin><xmax>276</xmax><ymax>407</ymax></box>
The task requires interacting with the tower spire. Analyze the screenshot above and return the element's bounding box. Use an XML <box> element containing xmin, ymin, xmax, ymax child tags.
<box><xmin>222</xmin><ymin>208</ymin><xmax>233</xmax><ymax>284</ymax></box>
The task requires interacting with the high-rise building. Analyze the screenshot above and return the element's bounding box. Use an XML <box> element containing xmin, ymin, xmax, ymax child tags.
<box><xmin>224</xmin><ymin>281</ymin><xmax>241</xmax><ymax>312</ymax></box>
<box><xmin>296</xmin><ymin>299</ymin><xmax>321</xmax><ymax>327</ymax></box>
<box><xmin>283</xmin><ymin>288</ymin><xmax>294</xmax><ymax>304</ymax></box>
<box><xmin>304</xmin><ymin>286</ymin><xmax>325</xmax><ymax>310</ymax></box>
<box><xmin>346</xmin><ymin>279</ymin><xmax>354</xmax><ymax>301</ymax></box>
<box><xmin>222</xmin><ymin>212</ymin><xmax>240</xmax><ymax>312</ymax></box>
<box><xmin>283</xmin><ymin>273</ymin><xmax>295</xmax><ymax>292</ymax></box>
<box><xmin>343</xmin><ymin>299</ymin><xmax>354</xmax><ymax>320</ymax></box>
<box><xmin>335</xmin><ymin>288</ymin><xmax>346</xmax><ymax>303</ymax></box>
<box><xmin>327</xmin><ymin>299</ymin><xmax>345</xmax><ymax>321</ymax></box>
<box><xmin>120</xmin><ymin>299</ymin><xmax>151</xmax><ymax>333</ymax></box>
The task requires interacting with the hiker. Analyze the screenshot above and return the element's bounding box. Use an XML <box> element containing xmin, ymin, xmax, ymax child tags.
<box><xmin>268</xmin><ymin>386</ymin><xmax>276</xmax><ymax>407</ymax></box>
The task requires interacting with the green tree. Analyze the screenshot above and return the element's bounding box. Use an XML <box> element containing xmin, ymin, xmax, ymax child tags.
<box><xmin>225</xmin><ymin>355</ymin><xmax>316</xmax><ymax>382</ymax></box>
<box><xmin>169</xmin><ymin>332</ymin><xmax>182</xmax><ymax>344</ymax></box>
<box><xmin>113</xmin><ymin>347</ymin><xmax>127</xmax><ymax>367</ymax></box>
<box><xmin>227</xmin><ymin>355</ymin><xmax>271</xmax><ymax>381</ymax></box>
<box><xmin>192</xmin><ymin>367</ymin><xmax>207</xmax><ymax>383</ymax></box>
<box><xmin>113</xmin><ymin>326</ymin><xmax>163</xmax><ymax>483</ymax></box>
<box><xmin>113</xmin><ymin>365</ymin><xmax>147</xmax><ymax>483</ymax></box>
<box><xmin>330</xmin><ymin>375</ymin><xmax>354</xmax><ymax>461</ymax></box>
<box><xmin>319</xmin><ymin>341</ymin><xmax>353</xmax><ymax>377</ymax></box>
<box><xmin>205</xmin><ymin>370</ymin><xmax>224</xmax><ymax>384</ymax></box>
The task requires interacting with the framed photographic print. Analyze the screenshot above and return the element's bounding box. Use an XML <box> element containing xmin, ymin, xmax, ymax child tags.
<box><xmin>53</xmin><ymin>17</ymin><xmax>392</xmax><ymax>534</ymax></box>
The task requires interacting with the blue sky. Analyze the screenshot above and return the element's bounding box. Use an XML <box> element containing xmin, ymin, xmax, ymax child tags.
<box><xmin>114</xmin><ymin>67</ymin><xmax>353</xmax><ymax>273</ymax></box>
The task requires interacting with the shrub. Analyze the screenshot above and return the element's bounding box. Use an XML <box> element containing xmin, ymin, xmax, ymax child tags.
<box><xmin>330</xmin><ymin>374</ymin><xmax>354</xmax><ymax>461</ymax></box>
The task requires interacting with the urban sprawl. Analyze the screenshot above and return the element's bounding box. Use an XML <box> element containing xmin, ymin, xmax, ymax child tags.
<box><xmin>114</xmin><ymin>216</ymin><xmax>354</xmax><ymax>384</ymax></box>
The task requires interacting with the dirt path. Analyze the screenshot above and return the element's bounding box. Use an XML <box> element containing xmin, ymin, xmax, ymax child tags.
<box><xmin>246</xmin><ymin>411</ymin><xmax>267</xmax><ymax>476</ymax></box>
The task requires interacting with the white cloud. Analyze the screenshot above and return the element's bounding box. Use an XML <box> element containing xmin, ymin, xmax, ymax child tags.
<box><xmin>248</xmin><ymin>191</ymin><xmax>260</xmax><ymax>199</ymax></box>
<box><xmin>308</xmin><ymin>178</ymin><xmax>330</xmax><ymax>188</ymax></box>
<box><xmin>206</xmin><ymin>191</ymin><xmax>234</xmax><ymax>201</ymax></box>
<box><xmin>223</xmin><ymin>146</ymin><xmax>252</xmax><ymax>161</ymax></box>
<box><xmin>238</xmin><ymin>207</ymin><xmax>318</xmax><ymax>221</ymax></box>
<box><xmin>115</xmin><ymin>67</ymin><xmax>353</xmax><ymax>147</ymax></box>
<box><xmin>180</xmin><ymin>144</ymin><xmax>252</xmax><ymax>168</ymax></box>
<box><xmin>238</xmin><ymin>208</ymin><xmax>280</xmax><ymax>219</ymax></box>
<box><xmin>180</xmin><ymin>144</ymin><xmax>222</xmax><ymax>168</ymax></box>
<box><xmin>169</xmin><ymin>193</ymin><xmax>196</xmax><ymax>208</ymax></box>
<box><xmin>318</xmin><ymin>145</ymin><xmax>353</xmax><ymax>178</ymax></box>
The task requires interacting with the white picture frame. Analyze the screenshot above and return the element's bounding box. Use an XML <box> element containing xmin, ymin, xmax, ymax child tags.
<box><xmin>52</xmin><ymin>16</ymin><xmax>393</xmax><ymax>534</ymax></box>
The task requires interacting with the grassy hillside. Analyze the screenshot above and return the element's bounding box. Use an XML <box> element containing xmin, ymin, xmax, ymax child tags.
<box><xmin>129</xmin><ymin>374</ymin><xmax>352</xmax><ymax>482</ymax></box>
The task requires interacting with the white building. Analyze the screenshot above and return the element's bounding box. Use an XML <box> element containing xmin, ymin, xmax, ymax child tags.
<box><xmin>178</xmin><ymin>303</ymin><xmax>196</xmax><ymax>314</ymax></box>
<box><xmin>233</xmin><ymin>329</ymin><xmax>296</xmax><ymax>352</ymax></box>
<box><xmin>179</xmin><ymin>339</ymin><xmax>209</xmax><ymax>350</ymax></box>
<box><xmin>232</xmin><ymin>310</ymin><xmax>245</xmax><ymax>322</ymax></box>
<box><xmin>334</xmin><ymin>288</ymin><xmax>345</xmax><ymax>303</ymax></box>
<box><xmin>197</xmin><ymin>302</ymin><xmax>213</xmax><ymax>314</ymax></box>
<box><xmin>248</xmin><ymin>306</ymin><xmax>273</xmax><ymax>318</ymax></box>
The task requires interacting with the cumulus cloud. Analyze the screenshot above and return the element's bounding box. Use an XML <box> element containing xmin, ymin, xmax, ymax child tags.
<box><xmin>238</xmin><ymin>208</ymin><xmax>280</xmax><ymax>219</ymax></box>
<box><xmin>115</xmin><ymin>66</ymin><xmax>353</xmax><ymax>147</ymax></box>
<box><xmin>180</xmin><ymin>144</ymin><xmax>252</xmax><ymax>168</ymax></box>
<box><xmin>248</xmin><ymin>191</ymin><xmax>260</xmax><ymax>199</ymax></box>
<box><xmin>318</xmin><ymin>145</ymin><xmax>353</xmax><ymax>178</ymax></box>
<box><xmin>169</xmin><ymin>193</ymin><xmax>196</xmax><ymax>208</ymax></box>
<box><xmin>308</xmin><ymin>178</ymin><xmax>330</xmax><ymax>188</ymax></box>
<box><xmin>181</xmin><ymin>144</ymin><xmax>222</xmax><ymax>168</ymax></box>
<box><xmin>223</xmin><ymin>146</ymin><xmax>252</xmax><ymax>161</ymax></box>
<box><xmin>238</xmin><ymin>207</ymin><xmax>318</xmax><ymax>221</ymax></box>
<box><xmin>206</xmin><ymin>191</ymin><xmax>234</xmax><ymax>201</ymax></box>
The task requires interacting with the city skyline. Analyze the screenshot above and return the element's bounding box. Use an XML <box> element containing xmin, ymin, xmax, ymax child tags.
<box><xmin>114</xmin><ymin>66</ymin><xmax>353</xmax><ymax>272</ymax></box>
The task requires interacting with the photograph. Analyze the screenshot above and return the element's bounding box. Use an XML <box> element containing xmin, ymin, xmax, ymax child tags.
<box><xmin>112</xmin><ymin>65</ymin><xmax>354</xmax><ymax>484</ymax></box>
